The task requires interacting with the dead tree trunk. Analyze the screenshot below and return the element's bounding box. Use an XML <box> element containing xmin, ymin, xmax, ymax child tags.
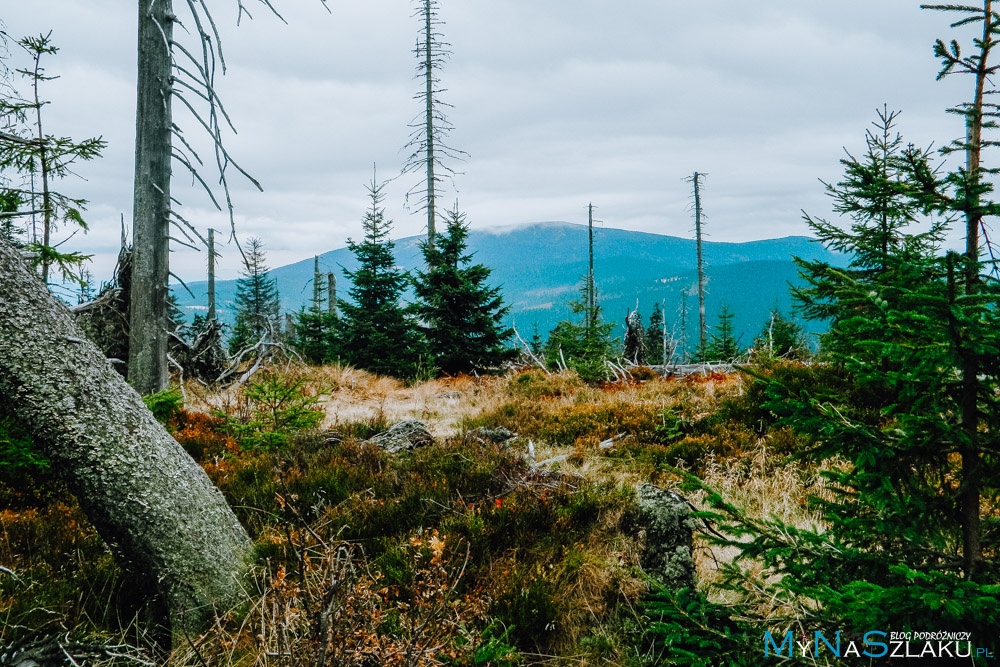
<box><xmin>422</xmin><ymin>0</ymin><xmax>437</xmax><ymax>243</ymax></box>
<box><xmin>623</xmin><ymin>308</ymin><xmax>647</xmax><ymax>365</ymax></box>
<box><xmin>588</xmin><ymin>202</ymin><xmax>596</xmax><ymax>329</ymax></box>
<box><xmin>691</xmin><ymin>171</ymin><xmax>707</xmax><ymax>357</ymax></box>
<box><xmin>207</xmin><ymin>228</ymin><xmax>217</xmax><ymax>322</ymax></box>
<box><xmin>129</xmin><ymin>0</ymin><xmax>174</xmax><ymax>395</ymax></box>
<box><xmin>327</xmin><ymin>271</ymin><xmax>337</xmax><ymax>316</ymax></box>
<box><xmin>0</xmin><ymin>239</ymin><xmax>252</xmax><ymax>637</ymax></box>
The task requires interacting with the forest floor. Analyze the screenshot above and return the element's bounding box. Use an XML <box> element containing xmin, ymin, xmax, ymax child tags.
<box><xmin>1</xmin><ymin>362</ymin><xmax>830</xmax><ymax>665</ymax></box>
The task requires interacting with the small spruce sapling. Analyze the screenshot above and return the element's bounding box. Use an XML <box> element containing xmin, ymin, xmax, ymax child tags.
<box><xmin>229</xmin><ymin>237</ymin><xmax>281</xmax><ymax>355</ymax></box>
<box><xmin>544</xmin><ymin>274</ymin><xmax>616</xmax><ymax>383</ymax></box>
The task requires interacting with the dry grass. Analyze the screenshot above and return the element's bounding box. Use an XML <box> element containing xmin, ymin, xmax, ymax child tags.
<box><xmin>183</xmin><ymin>365</ymin><xmax>511</xmax><ymax>440</ymax></box>
<box><xmin>192</xmin><ymin>363</ymin><xmax>827</xmax><ymax>624</ymax></box>
<box><xmin>687</xmin><ymin>443</ymin><xmax>838</xmax><ymax>609</ymax></box>
<box><xmin>172</xmin><ymin>533</ymin><xmax>496</xmax><ymax>667</ymax></box>
<box><xmin>3</xmin><ymin>361</ymin><xmax>832</xmax><ymax>664</ymax></box>
<box><xmin>318</xmin><ymin>373</ymin><xmax>509</xmax><ymax>439</ymax></box>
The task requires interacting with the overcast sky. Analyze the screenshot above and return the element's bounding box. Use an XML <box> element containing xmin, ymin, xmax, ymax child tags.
<box><xmin>0</xmin><ymin>1</ymin><xmax>981</xmax><ymax>282</ymax></box>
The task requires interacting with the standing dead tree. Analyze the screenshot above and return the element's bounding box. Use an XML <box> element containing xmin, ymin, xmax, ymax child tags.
<box><xmin>129</xmin><ymin>0</ymin><xmax>329</xmax><ymax>395</ymax></box>
<box><xmin>402</xmin><ymin>0</ymin><xmax>466</xmax><ymax>244</ymax></box>
<box><xmin>685</xmin><ymin>171</ymin><xmax>707</xmax><ymax>357</ymax></box>
<box><xmin>587</xmin><ymin>203</ymin><xmax>597</xmax><ymax>329</ymax></box>
<box><xmin>207</xmin><ymin>227</ymin><xmax>217</xmax><ymax>322</ymax></box>
<box><xmin>623</xmin><ymin>307</ymin><xmax>647</xmax><ymax>366</ymax></box>
<box><xmin>327</xmin><ymin>270</ymin><xmax>337</xmax><ymax>316</ymax></box>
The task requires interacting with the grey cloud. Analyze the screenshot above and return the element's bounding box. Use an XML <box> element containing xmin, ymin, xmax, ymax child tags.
<box><xmin>1</xmin><ymin>1</ymin><xmax>982</xmax><ymax>284</ymax></box>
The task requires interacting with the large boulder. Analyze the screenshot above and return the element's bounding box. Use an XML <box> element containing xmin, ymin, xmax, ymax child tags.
<box><xmin>366</xmin><ymin>420</ymin><xmax>435</xmax><ymax>454</ymax></box>
<box><xmin>635</xmin><ymin>483</ymin><xmax>698</xmax><ymax>589</ymax></box>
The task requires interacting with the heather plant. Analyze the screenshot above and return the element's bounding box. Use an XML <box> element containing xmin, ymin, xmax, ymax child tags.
<box><xmin>0</xmin><ymin>356</ymin><xmax>757</xmax><ymax>664</ymax></box>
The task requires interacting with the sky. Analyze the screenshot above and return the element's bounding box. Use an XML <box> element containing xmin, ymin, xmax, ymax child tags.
<box><xmin>0</xmin><ymin>1</ymin><xmax>982</xmax><ymax>283</ymax></box>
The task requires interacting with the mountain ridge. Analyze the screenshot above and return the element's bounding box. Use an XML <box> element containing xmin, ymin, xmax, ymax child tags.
<box><xmin>173</xmin><ymin>221</ymin><xmax>846</xmax><ymax>349</ymax></box>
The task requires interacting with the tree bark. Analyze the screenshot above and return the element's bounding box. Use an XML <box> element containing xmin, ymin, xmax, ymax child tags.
<box><xmin>0</xmin><ymin>239</ymin><xmax>252</xmax><ymax>637</ymax></box>
<box><xmin>327</xmin><ymin>271</ymin><xmax>336</xmax><ymax>316</ymax></box>
<box><xmin>423</xmin><ymin>0</ymin><xmax>436</xmax><ymax>243</ymax></box>
<box><xmin>207</xmin><ymin>227</ymin><xmax>216</xmax><ymax>322</ymax></box>
<box><xmin>956</xmin><ymin>0</ymin><xmax>990</xmax><ymax>579</ymax></box>
<box><xmin>129</xmin><ymin>0</ymin><xmax>174</xmax><ymax>395</ymax></box>
<box><xmin>693</xmin><ymin>172</ymin><xmax>706</xmax><ymax>356</ymax></box>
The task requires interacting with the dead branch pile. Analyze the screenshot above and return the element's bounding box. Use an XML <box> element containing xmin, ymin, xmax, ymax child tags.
<box><xmin>169</xmin><ymin>318</ymin><xmax>227</xmax><ymax>382</ymax></box>
<box><xmin>72</xmin><ymin>244</ymin><xmax>132</xmax><ymax>375</ymax></box>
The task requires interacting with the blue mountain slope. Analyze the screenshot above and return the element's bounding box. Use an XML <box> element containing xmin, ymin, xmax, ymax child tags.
<box><xmin>173</xmin><ymin>221</ymin><xmax>845</xmax><ymax>348</ymax></box>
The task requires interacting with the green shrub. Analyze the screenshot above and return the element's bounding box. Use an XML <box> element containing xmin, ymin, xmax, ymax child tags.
<box><xmin>0</xmin><ymin>409</ymin><xmax>48</xmax><ymax>472</ymax></box>
<box><xmin>710</xmin><ymin>361</ymin><xmax>839</xmax><ymax>435</ymax></box>
<box><xmin>461</xmin><ymin>622</ymin><xmax>524</xmax><ymax>666</ymax></box>
<box><xmin>470</xmin><ymin>400</ymin><xmax>688</xmax><ymax>449</ymax></box>
<box><xmin>638</xmin><ymin>587</ymin><xmax>756</xmax><ymax>666</ymax></box>
<box><xmin>509</xmin><ymin>370</ymin><xmax>583</xmax><ymax>400</ymax></box>
<box><xmin>493</xmin><ymin>571</ymin><xmax>559</xmax><ymax>651</ymax></box>
<box><xmin>0</xmin><ymin>405</ymin><xmax>54</xmax><ymax>505</ymax></box>
<box><xmin>141</xmin><ymin>387</ymin><xmax>184</xmax><ymax>425</ymax></box>
<box><xmin>221</xmin><ymin>370</ymin><xmax>324</xmax><ymax>450</ymax></box>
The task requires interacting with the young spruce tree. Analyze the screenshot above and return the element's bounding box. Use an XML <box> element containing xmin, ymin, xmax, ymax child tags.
<box><xmin>909</xmin><ymin>1</ymin><xmax>1000</xmax><ymax>580</ymax></box>
<box><xmin>544</xmin><ymin>275</ymin><xmax>616</xmax><ymax>383</ymax></box>
<box><xmin>0</xmin><ymin>32</ymin><xmax>105</xmax><ymax>285</ymax></box>
<box><xmin>701</xmin><ymin>304</ymin><xmax>739</xmax><ymax>361</ymax></box>
<box><xmin>294</xmin><ymin>257</ymin><xmax>339</xmax><ymax>364</ymax></box>
<box><xmin>756</xmin><ymin>105</ymin><xmax>1000</xmax><ymax>636</ymax></box>
<box><xmin>341</xmin><ymin>180</ymin><xmax>425</xmax><ymax>378</ymax></box>
<box><xmin>645</xmin><ymin>301</ymin><xmax>665</xmax><ymax>366</ymax></box>
<box><xmin>413</xmin><ymin>205</ymin><xmax>514</xmax><ymax>375</ymax></box>
<box><xmin>643</xmin><ymin>109</ymin><xmax>1000</xmax><ymax>662</ymax></box>
<box><xmin>229</xmin><ymin>237</ymin><xmax>281</xmax><ymax>354</ymax></box>
<box><xmin>752</xmin><ymin>307</ymin><xmax>808</xmax><ymax>360</ymax></box>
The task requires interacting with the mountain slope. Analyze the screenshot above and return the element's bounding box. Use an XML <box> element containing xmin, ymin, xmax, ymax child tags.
<box><xmin>173</xmin><ymin>221</ymin><xmax>845</xmax><ymax>349</ymax></box>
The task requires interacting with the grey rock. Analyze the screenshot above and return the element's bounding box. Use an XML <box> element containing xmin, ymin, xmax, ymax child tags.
<box><xmin>318</xmin><ymin>428</ymin><xmax>342</xmax><ymax>445</ymax></box>
<box><xmin>434</xmin><ymin>391</ymin><xmax>463</xmax><ymax>400</ymax></box>
<box><xmin>366</xmin><ymin>420</ymin><xmax>435</xmax><ymax>454</ymax></box>
<box><xmin>469</xmin><ymin>426</ymin><xmax>516</xmax><ymax>444</ymax></box>
<box><xmin>635</xmin><ymin>483</ymin><xmax>698</xmax><ymax>589</ymax></box>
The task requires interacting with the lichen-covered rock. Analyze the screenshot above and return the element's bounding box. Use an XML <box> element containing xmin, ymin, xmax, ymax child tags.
<box><xmin>318</xmin><ymin>428</ymin><xmax>343</xmax><ymax>445</ymax></box>
<box><xmin>635</xmin><ymin>483</ymin><xmax>698</xmax><ymax>589</ymax></box>
<box><xmin>366</xmin><ymin>420</ymin><xmax>435</xmax><ymax>454</ymax></box>
<box><xmin>469</xmin><ymin>426</ymin><xmax>516</xmax><ymax>444</ymax></box>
